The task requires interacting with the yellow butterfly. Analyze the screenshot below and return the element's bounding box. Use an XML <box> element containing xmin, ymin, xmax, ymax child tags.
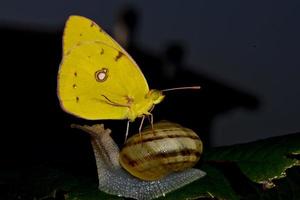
<box><xmin>57</xmin><ymin>15</ymin><xmax>199</xmax><ymax>140</ymax></box>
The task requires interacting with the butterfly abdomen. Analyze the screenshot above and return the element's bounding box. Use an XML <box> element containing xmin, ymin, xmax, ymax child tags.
<box><xmin>126</xmin><ymin>90</ymin><xmax>165</xmax><ymax>121</ymax></box>
<box><xmin>126</xmin><ymin>99</ymin><xmax>152</xmax><ymax>121</ymax></box>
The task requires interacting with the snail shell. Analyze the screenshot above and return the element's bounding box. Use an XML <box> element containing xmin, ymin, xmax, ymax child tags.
<box><xmin>119</xmin><ymin>121</ymin><xmax>203</xmax><ymax>180</ymax></box>
<box><xmin>72</xmin><ymin>121</ymin><xmax>206</xmax><ymax>200</ymax></box>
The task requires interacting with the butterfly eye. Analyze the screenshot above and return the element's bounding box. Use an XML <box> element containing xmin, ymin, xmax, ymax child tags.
<box><xmin>95</xmin><ymin>68</ymin><xmax>109</xmax><ymax>82</ymax></box>
<box><xmin>146</xmin><ymin>90</ymin><xmax>165</xmax><ymax>104</ymax></box>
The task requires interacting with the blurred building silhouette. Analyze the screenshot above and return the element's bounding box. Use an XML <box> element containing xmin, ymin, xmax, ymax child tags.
<box><xmin>159</xmin><ymin>42</ymin><xmax>259</xmax><ymax>146</ymax></box>
<box><xmin>0</xmin><ymin>25</ymin><xmax>63</xmax><ymax>168</ymax></box>
<box><xmin>112</xmin><ymin>6</ymin><xmax>162</xmax><ymax>88</ymax></box>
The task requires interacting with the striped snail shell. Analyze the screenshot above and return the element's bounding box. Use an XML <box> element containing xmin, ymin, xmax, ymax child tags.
<box><xmin>119</xmin><ymin>121</ymin><xmax>203</xmax><ymax>181</ymax></box>
<box><xmin>72</xmin><ymin>121</ymin><xmax>205</xmax><ymax>200</ymax></box>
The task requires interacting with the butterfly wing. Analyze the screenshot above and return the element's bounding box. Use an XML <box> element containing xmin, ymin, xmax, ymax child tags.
<box><xmin>63</xmin><ymin>15</ymin><xmax>139</xmax><ymax>65</ymax></box>
<box><xmin>58</xmin><ymin>16</ymin><xmax>149</xmax><ymax>120</ymax></box>
<box><xmin>63</xmin><ymin>15</ymin><xmax>119</xmax><ymax>53</ymax></box>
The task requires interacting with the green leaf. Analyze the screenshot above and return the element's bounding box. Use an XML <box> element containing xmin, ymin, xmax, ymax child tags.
<box><xmin>259</xmin><ymin>167</ymin><xmax>300</xmax><ymax>200</ymax></box>
<box><xmin>205</xmin><ymin>132</ymin><xmax>300</xmax><ymax>184</ymax></box>
<box><xmin>158</xmin><ymin>164</ymin><xmax>239</xmax><ymax>200</ymax></box>
<box><xmin>66</xmin><ymin>179</ymin><xmax>121</xmax><ymax>200</ymax></box>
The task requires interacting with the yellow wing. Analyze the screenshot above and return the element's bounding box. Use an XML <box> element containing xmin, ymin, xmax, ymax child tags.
<box><xmin>58</xmin><ymin>16</ymin><xmax>149</xmax><ymax>120</ymax></box>
<box><xmin>63</xmin><ymin>15</ymin><xmax>138</xmax><ymax>64</ymax></box>
<box><xmin>63</xmin><ymin>15</ymin><xmax>120</xmax><ymax>54</ymax></box>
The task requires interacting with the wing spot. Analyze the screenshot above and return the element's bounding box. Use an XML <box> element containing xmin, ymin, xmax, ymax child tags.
<box><xmin>79</xmin><ymin>33</ymin><xmax>82</xmax><ymax>36</ymax></box>
<box><xmin>73</xmin><ymin>84</ymin><xmax>77</xmax><ymax>89</ymax></box>
<box><xmin>74</xmin><ymin>72</ymin><xmax>77</xmax><ymax>77</ymax></box>
<box><xmin>100</xmin><ymin>48</ymin><xmax>104</xmax><ymax>55</ymax></box>
<box><xmin>76</xmin><ymin>96</ymin><xmax>79</xmax><ymax>102</ymax></box>
<box><xmin>90</xmin><ymin>22</ymin><xmax>95</xmax><ymax>27</ymax></box>
<box><xmin>115</xmin><ymin>51</ymin><xmax>124</xmax><ymax>61</ymax></box>
<box><xmin>95</xmin><ymin>68</ymin><xmax>109</xmax><ymax>82</ymax></box>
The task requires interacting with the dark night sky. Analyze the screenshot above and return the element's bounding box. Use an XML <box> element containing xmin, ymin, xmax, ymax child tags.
<box><xmin>0</xmin><ymin>0</ymin><xmax>299</xmax><ymax>146</ymax></box>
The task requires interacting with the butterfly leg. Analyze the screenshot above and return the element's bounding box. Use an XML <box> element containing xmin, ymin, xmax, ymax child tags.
<box><xmin>124</xmin><ymin>120</ymin><xmax>130</xmax><ymax>143</ymax></box>
<box><xmin>146</xmin><ymin>114</ymin><xmax>154</xmax><ymax>134</ymax></box>
<box><xmin>148</xmin><ymin>113</ymin><xmax>155</xmax><ymax>135</ymax></box>
<box><xmin>139</xmin><ymin>115</ymin><xmax>145</xmax><ymax>142</ymax></box>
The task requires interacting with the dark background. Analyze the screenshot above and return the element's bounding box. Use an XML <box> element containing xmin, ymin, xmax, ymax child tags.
<box><xmin>0</xmin><ymin>1</ymin><xmax>299</xmax><ymax>170</ymax></box>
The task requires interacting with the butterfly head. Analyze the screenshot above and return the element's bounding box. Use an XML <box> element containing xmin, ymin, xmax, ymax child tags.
<box><xmin>146</xmin><ymin>90</ymin><xmax>165</xmax><ymax>105</ymax></box>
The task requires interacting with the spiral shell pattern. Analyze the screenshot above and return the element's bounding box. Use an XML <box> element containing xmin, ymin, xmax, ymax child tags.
<box><xmin>119</xmin><ymin>121</ymin><xmax>203</xmax><ymax>180</ymax></box>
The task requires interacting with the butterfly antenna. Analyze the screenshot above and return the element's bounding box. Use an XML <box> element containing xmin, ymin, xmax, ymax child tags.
<box><xmin>162</xmin><ymin>86</ymin><xmax>201</xmax><ymax>92</ymax></box>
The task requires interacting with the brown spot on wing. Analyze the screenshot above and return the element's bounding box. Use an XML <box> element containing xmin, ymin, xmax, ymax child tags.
<box><xmin>100</xmin><ymin>48</ymin><xmax>104</xmax><ymax>55</ymax></box>
<box><xmin>65</xmin><ymin>50</ymin><xmax>71</xmax><ymax>56</ymax></box>
<box><xmin>115</xmin><ymin>51</ymin><xmax>124</xmax><ymax>61</ymax></box>
<box><xmin>90</xmin><ymin>22</ymin><xmax>95</xmax><ymax>27</ymax></box>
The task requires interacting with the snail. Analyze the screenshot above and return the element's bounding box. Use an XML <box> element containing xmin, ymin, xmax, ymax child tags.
<box><xmin>72</xmin><ymin>121</ymin><xmax>206</xmax><ymax>200</ymax></box>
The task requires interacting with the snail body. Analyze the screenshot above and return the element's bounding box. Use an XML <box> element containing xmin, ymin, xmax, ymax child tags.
<box><xmin>72</xmin><ymin>121</ymin><xmax>205</xmax><ymax>200</ymax></box>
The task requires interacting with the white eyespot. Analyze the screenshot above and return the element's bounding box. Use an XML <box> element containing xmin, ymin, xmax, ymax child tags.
<box><xmin>95</xmin><ymin>68</ymin><xmax>108</xmax><ymax>82</ymax></box>
<box><xmin>98</xmin><ymin>72</ymin><xmax>106</xmax><ymax>80</ymax></box>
